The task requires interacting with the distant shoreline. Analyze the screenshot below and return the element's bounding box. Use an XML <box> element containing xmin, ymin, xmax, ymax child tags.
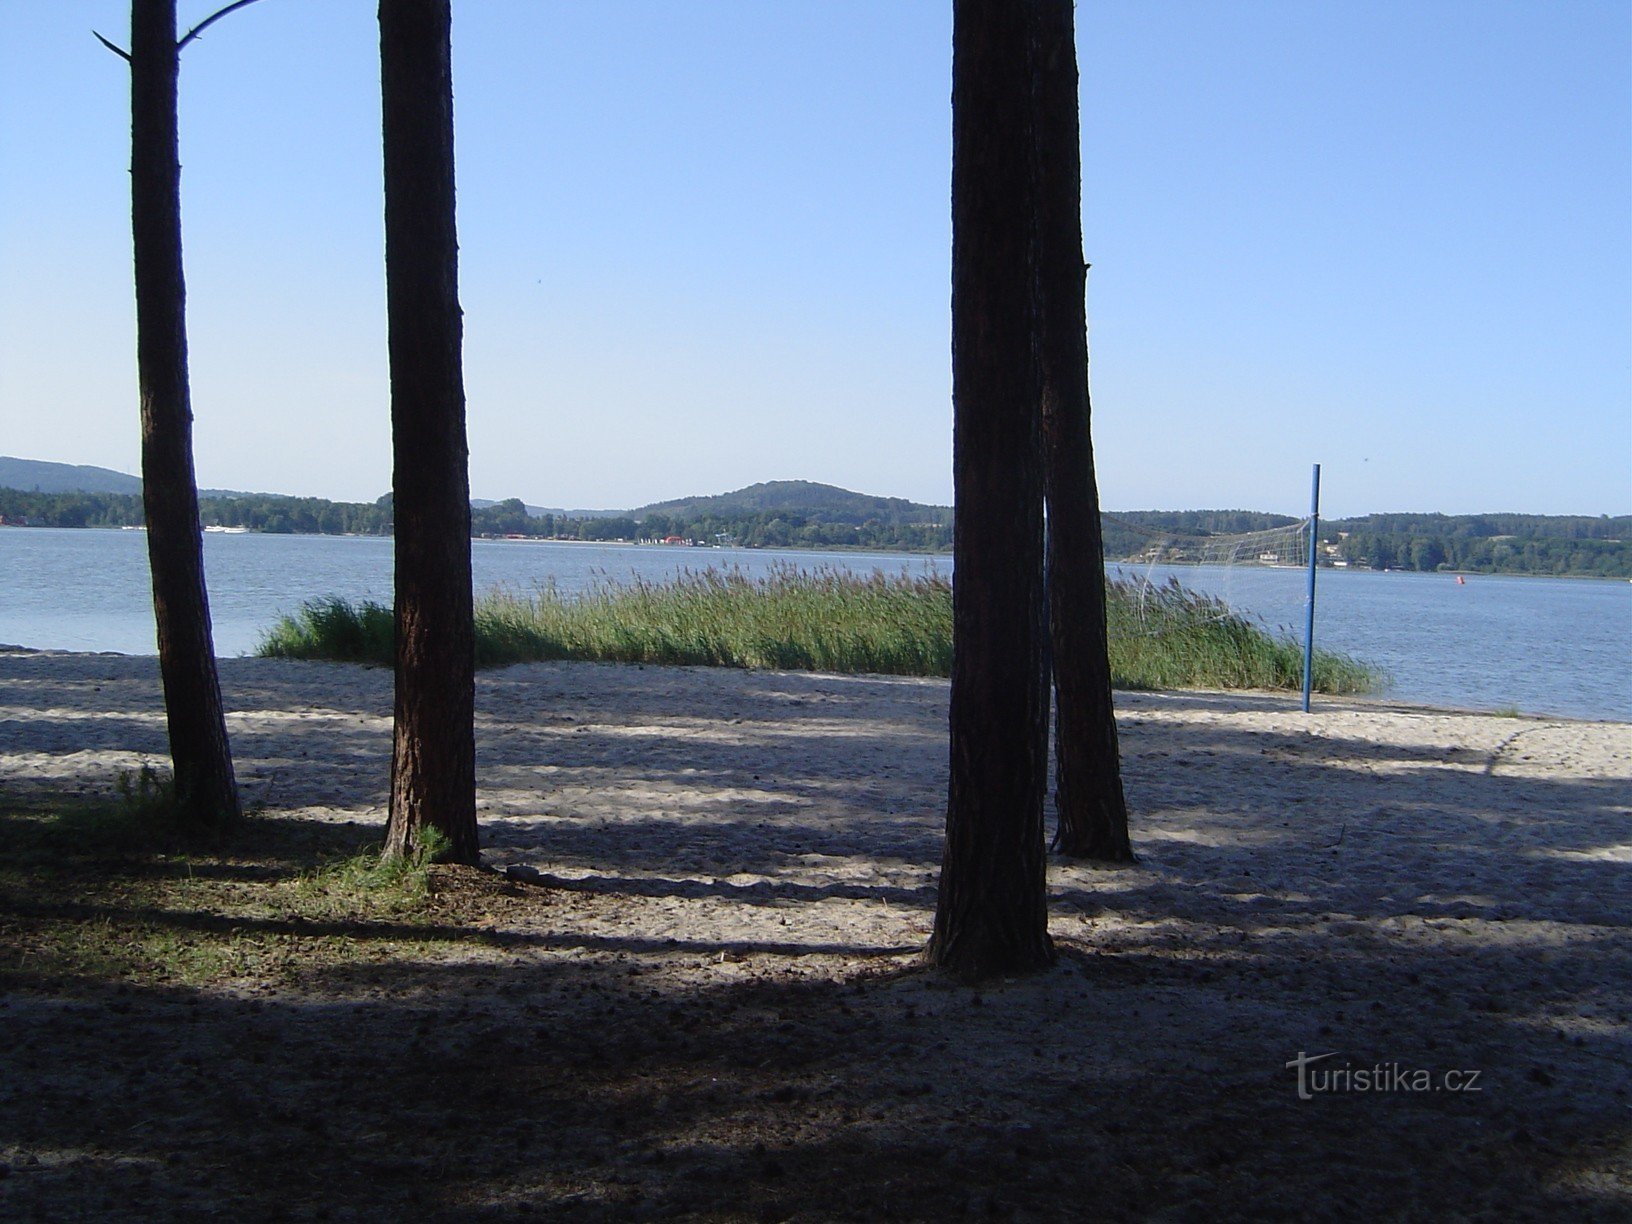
<box><xmin>13</xmin><ymin>523</ymin><xmax>1632</xmax><ymax>580</ymax></box>
<box><xmin>6</xmin><ymin>469</ymin><xmax>1628</xmax><ymax>577</ymax></box>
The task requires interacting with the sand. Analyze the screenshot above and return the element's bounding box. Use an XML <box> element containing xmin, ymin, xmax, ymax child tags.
<box><xmin>1</xmin><ymin>650</ymin><xmax>1629</xmax><ymax>1219</ymax></box>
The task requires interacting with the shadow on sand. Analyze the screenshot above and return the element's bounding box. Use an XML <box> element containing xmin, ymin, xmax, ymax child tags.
<box><xmin>0</xmin><ymin>656</ymin><xmax>1627</xmax><ymax>1218</ymax></box>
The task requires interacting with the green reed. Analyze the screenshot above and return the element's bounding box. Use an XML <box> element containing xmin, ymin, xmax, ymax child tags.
<box><xmin>258</xmin><ymin>566</ymin><xmax>1377</xmax><ymax>694</ymax></box>
<box><xmin>1105</xmin><ymin>577</ymin><xmax>1375</xmax><ymax>694</ymax></box>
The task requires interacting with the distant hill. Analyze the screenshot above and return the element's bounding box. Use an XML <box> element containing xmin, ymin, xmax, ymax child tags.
<box><xmin>0</xmin><ymin>456</ymin><xmax>142</xmax><ymax>496</ymax></box>
<box><xmin>1</xmin><ymin>462</ymin><xmax>946</xmax><ymax>526</ymax></box>
<box><xmin>0</xmin><ymin>455</ymin><xmax>270</xmax><ymax>499</ymax></box>
<box><xmin>634</xmin><ymin>480</ymin><xmax>951</xmax><ymax>526</ymax></box>
<box><xmin>469</xmin><ymin>498</ymin><xmax>619</xmax><ymax>520</ymax></box>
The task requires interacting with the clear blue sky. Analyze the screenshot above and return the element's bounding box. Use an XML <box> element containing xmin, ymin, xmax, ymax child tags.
<box><xmin>2</xmin><ymin>1</ymin><xmax>1627</xmax><ymax>519</ymax></box>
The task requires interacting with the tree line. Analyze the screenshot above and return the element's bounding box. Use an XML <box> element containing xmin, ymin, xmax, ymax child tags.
<box><xmin>1332</xmin><ymin>531</ymin><xmax>1631</xmax><ymax>577</ymax></box>
<box><xmin>1324</xmin><ymin>512</ymin><xmax>1631</xmax><ymax>578</ymax></box>
<box><xmin>0</xmin><ymin>488</ymin><xmax>954</xmax><ymax>549</ymax></box>
<box><xmin>12</xmin><ymin>486</ymin><xmax>1627</xmax><ymax>576</ymax></box>
<box><xmin>0</xmin><ymin>488</ymin><xmax>393</xmax><ymax>535</ymax></box>
<box><xmin>474</xmin><ymin>499</ymin><xmax>952</xmax><ymax>550</ymax></box>
<box><xmin>1331</xmin><ymin>512</ymin><xmax>1630</xmax><ymax>541</ymax></box>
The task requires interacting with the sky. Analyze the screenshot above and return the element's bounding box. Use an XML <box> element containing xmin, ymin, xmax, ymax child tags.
<box><xmin>1</xmin><ymin>1</ymin><xmax>1628</xmax><ymax>520</ymax></box>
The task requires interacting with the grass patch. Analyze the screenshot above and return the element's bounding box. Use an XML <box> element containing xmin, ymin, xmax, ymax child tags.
<box><xmin>258</xmin><ymin>565</ymin><xmax>1379</xmax><ymax>694</ymax></box>
<box><xmin>0</xmin><ymin>794</ymin><xmax>482</xmax><ymax>993</ymax></box>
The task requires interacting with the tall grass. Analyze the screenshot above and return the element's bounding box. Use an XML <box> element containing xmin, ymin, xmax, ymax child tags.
<box><xmin>258</xmin><ymin>566</ymin><xmax>1378</xmax><ymax>694</ymax></box>
<box><xmin>1107</xmin><ymin>577</ymin><xmax>1374</xmax><ymax>694</ymax></box>
<box><xmin>259</xmin><ymin>594</ymin><xmax>393</xmax><ymax>664</ymax></box>
<box><xmin>474</xmin><ymin>566</ymin><xmax>954</xmax><ymax>675</ymax></box>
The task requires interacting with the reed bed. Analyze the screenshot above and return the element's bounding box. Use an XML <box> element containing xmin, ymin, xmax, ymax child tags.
<box><xmin>259</xmin><ymin>594</ymin><xmax>394</xmax><ymax>665</ymax></box>
<box><xmin>475</xmin><ymin>567</ymin><xmax>953</xmax><ymax>675</ymax></box>
<box><xmin>258</xmin><ymin>566</ymin><xmax>1377</xmax><ymax>694</ymax></box>
<box><xmin>1107</xmin><ymin>577</ymin><xmax>1375</xmax><ymax>694</ymax></box>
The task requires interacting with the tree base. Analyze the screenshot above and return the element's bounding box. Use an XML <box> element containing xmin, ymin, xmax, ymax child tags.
<box><xmin>922</xmin><ymin>929</ymin><xmax>1057</xmax><ymax>984</ymax></box>
<box><xmin>1051</xmin><ymin>833</ymin><xmax>1138</xmax><ymax>865</ymax></box>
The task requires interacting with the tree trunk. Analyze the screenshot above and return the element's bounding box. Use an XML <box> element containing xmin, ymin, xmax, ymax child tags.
<box><xmin>378</xmin><ymin>0</ymin><xmax>478</xmax><ymax>865</ymax></box>
<box><xmin>926</xmin><ymin>0</ymin><xmax>1055</xmax><ymax>981</ymax></box>
<box><xmin>1030</xmin><ymin>0</ymin><xmax>1134</xmax><ymax>861</ymax></box>
<box><xmin>130</xmin><ymin>0</ymin><xmax>240</xmax><ymax>829</ymax></box>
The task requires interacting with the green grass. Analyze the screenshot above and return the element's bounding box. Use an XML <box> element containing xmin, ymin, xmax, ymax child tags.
<box><xmin>0</xmin><ymin>790</ymin><xmax>459</xmax><ymax>991</ymax></box>
<box><xmin>476</xmin><ymin>566</ymin><xmax>954</xmax><ymax>675</ymax></box>
<box><xmin>1106</xmin><ymin>577</ymin><xmax>1377</xmax><ymax>695</ymax></box>
<box><xmin>258</xmin><ymin>566</ymin><xmax>1379</xmax><ymax>695</ymax></box>
<box><xmin>259</xmin><ymin>594</ymin><xmax>394</xmax><ymax>664</ymax></box>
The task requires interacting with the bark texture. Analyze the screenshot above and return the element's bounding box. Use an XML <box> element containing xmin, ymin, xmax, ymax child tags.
<box><xmin>379</xmin><ymin>0</ymin><xmax>478</xmax><ymax>865</ymax></box>
<box><xmin>926</xmin><ymin>0</ymin><xmax>1055</xmax><ymax>981</ymax></box>
<box><xmin>130</xmin><ymin>0</ymin><xmax>240</xmax><ymax>828</ymax></box>
<box><xmin>1030</xmin><ymin>0</ymin><xmax>1133</xmax><ymax>861</ymax></box>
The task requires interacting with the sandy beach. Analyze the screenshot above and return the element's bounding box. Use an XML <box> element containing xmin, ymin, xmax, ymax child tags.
<box><xmin>2</xmin><ymin>649</ymin><xmax>1629</xmax><ymax>1219</ymax></box>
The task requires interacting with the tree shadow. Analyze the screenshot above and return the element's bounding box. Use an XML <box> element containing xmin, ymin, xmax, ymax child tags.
<box><xmin>1</xmin><ymin>940</ymin><xmax>1627</xmax><ymax>1220</ymax></box>
<box><xmin>2</xmin><ymin>655</ymin><xmax>1629</xmax><ymax>1217</ymax></box>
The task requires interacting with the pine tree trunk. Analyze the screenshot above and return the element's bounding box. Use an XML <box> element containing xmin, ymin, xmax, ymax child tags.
<box><xmin>379</xmin><ymin>0</ymin><xmax>478</xmax><ymax>865</ymax></box>
<box><xmin>1030</xmin><ymin>0</ymin><xmax>1134</xmax><ymax>862</ymax></box>
<box><xmin>130</xmin><ymin>0</ymin><xmax>240</xmax><ymax>829</ymax></box>
<box><xmin>926</xmin><ymin>0</ymin><xmax>1055</xmax><ymax>981</ymax></box>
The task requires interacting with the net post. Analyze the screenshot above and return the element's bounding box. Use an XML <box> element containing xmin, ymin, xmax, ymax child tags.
<box><xmin>1301</xmin><ymin>463</ymin><xmax>1321</xmax><ymax>713</ymax></box>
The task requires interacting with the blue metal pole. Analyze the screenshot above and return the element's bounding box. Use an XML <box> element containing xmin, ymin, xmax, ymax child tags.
<box><xmin>1301</xmin><ymin>463</ymin><xmax>1321</xmax><ymax>713</ymax></box>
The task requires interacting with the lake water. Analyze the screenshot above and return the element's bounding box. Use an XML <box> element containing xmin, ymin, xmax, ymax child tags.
<box><xmin>2</xmin><ymin>527</ymin><xmax>1627</xmax><ymax>722</ymax></box>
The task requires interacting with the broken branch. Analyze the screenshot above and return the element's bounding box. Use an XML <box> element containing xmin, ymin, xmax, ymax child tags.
<box><xmin>92</xmin><ymin>30</ymin><xmax>132</xmax><ymax>61</ymax></box>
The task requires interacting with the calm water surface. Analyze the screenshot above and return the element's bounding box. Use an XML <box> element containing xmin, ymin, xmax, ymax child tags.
<box><xmin>2</xmin><ymin>527</ymin><xmax>1626</xmax><ymax>721</ymax></box>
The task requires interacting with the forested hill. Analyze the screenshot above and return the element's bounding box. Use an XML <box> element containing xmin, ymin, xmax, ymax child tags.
<box><xmin>0</xmin><ymin>456</ymin><xmax>142</xmax><ymax>496</ymax></box>
<box><xmin>517</xmin><ymin>481</ymin><xmax>953</xmax><ymax>551</ymax></box>
<box><xmin>616</xmin><ymin>481</ymin><xmax>951</xmax><ymax>551</ymax></box>
<box><xmin>634</xmin><ymin>481</ymin><xmax>949</xmax><ymax>526</ymax></box>
<box><xmin>0</xmin><ymin>455</ymin><xmax>259</xmax><ymax>500</ymax></box>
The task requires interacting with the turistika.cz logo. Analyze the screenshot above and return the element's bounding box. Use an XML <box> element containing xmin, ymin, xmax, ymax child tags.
<box><xmin>1286</xmin><ymin>1051</ymin><xmax>1484</xmax><ymax>1100</ymax></box>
